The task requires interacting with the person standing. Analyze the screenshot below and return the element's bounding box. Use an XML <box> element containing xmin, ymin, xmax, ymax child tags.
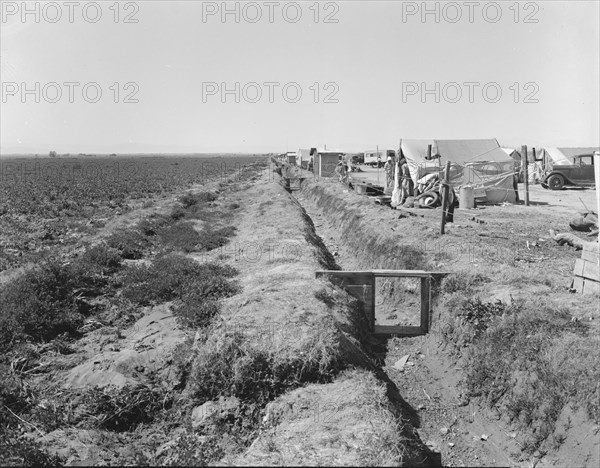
<box><xmin>383</xmin><ymin>157</ymin><xmax>395</xmax><ymax>195</ymax></box>
<box><xmin>335</xmin><ymin>156</ymin><xmax>348</xmax><ymax>184</ymax></box>
<box><xmin>399</xmin><ymin>157</ymin><xmax>413</xmax><ymax>205</ymax></box>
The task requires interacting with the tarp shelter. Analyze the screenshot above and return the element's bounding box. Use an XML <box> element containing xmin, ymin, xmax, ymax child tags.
<box><xmin>400</xmin><ymin>139</ymin><xmax>519</xmax><ymax>203</ymax></box>
<box><xmin>315</xmin><ymin>150</ymin><xmax>344</xmax><ymax>178</ymax></box>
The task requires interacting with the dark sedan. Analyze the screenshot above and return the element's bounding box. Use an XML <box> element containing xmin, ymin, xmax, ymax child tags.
<box><xmin>541</xmin><ymin>154</ymin><xmax>596</xmax><ymax>190</ymax></box>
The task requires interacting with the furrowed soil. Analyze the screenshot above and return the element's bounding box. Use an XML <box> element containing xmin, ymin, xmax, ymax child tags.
<box><xmin>1</xmin><ymin>156</ymin><xmax>598</xmax><ymax>467</ymax></box>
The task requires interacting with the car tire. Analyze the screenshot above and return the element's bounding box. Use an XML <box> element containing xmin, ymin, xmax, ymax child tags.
<box><xmin>547</xmin><ymin>174</ymin><xmax>564</xmax><ymax>190</ymax></box>
<box><xmin>418</xmin><ymin>191</ymin><xmax>440</xmax><ymax>208</ymax></box>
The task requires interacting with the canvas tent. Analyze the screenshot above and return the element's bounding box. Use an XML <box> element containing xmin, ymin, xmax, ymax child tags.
<box><xmin>400</xmin><ymin>139</ymin><xmax>518</xmax><ymax>203</ymax></box>
<box><xmin>502</xmin><ymin>147</ymin><xmax>521</xmax><ymax>161</ymax></box>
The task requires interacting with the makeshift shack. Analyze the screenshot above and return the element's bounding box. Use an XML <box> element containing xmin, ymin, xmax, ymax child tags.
<box><xmin>315</xmin><ymin>149</ymin><xmax>344</xmax><ymax>178</ymax></box>
<box><xmin>400</xmin><ymin>139</ymin><xmax>519</xmax><ymax>204</ymax></box>
<box><xmin>285</xmin><ymin>151</ymin><xmax>297</xmax><ymax>165</ymax></box>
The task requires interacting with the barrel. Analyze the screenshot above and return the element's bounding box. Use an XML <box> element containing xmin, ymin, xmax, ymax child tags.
<box><xmin>459</xmin><ymin>185</ymin><xmax>475</xmax><ymax>209</ymax></box>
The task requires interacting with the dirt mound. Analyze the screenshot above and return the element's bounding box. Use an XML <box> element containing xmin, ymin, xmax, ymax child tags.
<box><xmin>64</xmin><ymin>304</ymin><xmax>185</xmax><ymax>390</ymax></box>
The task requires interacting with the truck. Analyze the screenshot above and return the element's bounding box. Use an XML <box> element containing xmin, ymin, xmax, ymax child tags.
<box><xmin>363</xmin><ymin>149</ymin><xmax>395</xmax><ymax>168</ymax></box>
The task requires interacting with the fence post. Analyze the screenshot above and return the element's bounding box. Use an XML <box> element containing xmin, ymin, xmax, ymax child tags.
<box><xmin>522</xmin><ymin>145</ymin><xmax>529</xmax><ymax>206</ymax></box>
<box><xmin>440</xmin><ymin>161</ymin><xmax>451</xmax><ymax>234</ymax></box>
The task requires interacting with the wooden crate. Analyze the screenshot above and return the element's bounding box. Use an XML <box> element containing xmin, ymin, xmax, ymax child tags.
<box><xmin>573</xmin><ymin>243</ymin><xmax>600</xmax><ymax>295</ymax></box>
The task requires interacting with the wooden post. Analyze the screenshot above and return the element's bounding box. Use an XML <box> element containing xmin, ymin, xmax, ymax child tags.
<box><xmin>522</xmin><ymin>145</ymin><xmax>529</xmax><ymax>206</ymax></box>
<box><xmin>427</xmin><ymin>144</ymin><xmax>432</xmax><ymax>160</ymax></box>
<box><xmin>440</xmin><ymin>160</ymin><xmax>451</xmax><ymax>234</ymax></box>
<box><xmin>595</xmin><ymin>152</ymin><xmax>600</xmax><ymax>269</ymax></box>
<box><xmin>376</xmin><ymin>145</ymin><xmax>380</xmax><ymax>185</ymax></box>
<box><xmin>420</xmin><ymin>276</ymin><xmax>431</xmax><ymax>333</ymax></box>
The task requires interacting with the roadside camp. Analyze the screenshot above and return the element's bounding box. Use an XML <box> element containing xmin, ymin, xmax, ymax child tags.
<box><xmin>400</xmin><ymin>138</ymin><xmax>519</xmax><ymax>204</ymax></box>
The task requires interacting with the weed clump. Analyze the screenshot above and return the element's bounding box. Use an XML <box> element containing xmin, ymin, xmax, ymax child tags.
<box><xmin>80</xmin><ymin>244</ymin><xmax>122</xmax><ymax>271</ymax></box>
<box><xmin>440</xmin><ymin>272</ymin><xmax>490</xmax><ymax>295</ymax></box>
<box><xmin>0</xmin><ymin>367</ymin><xmax>63</xmax><ymax>466</ymax></box>
<box><xmin>122</xmin><ymin>254</ymin><xmax>239</xmax><ymax>313</ymax></box>
<box><xmin>0</xmin><ymin>240</ymin><xmax>133</xmax><ymax>349</ymax></box>
<box><xmin>179</xmin><ymin>191</ymin><xmax>217</xmax><ymax>207</ymax></box>
<box><xmin>188</xmin><ymin>329</ymin><xmax>341</xmax><ymax>407</ymax></box>
<box><xmin>137</xmin><ymin>215</ymin><xmax>172</xmax><ymax>236</ymax></box>
<box><xmin>0</xmin><ymin>262</ymin><xmax>83</xmax><ymax>350</ymax></box>
<box><xmin>159</xmin><ymin>221</ymin><xmax>202</xmax><ymax>253</ymax></box>
<box><xmin>81</xmin><ymin>384</ymin><xmax>169</xmax><ymax>432</ymax></box>
<box><xmin>198</xmin><ymin>226</ymin><xmax>236</xmax><ymax>251</ymax></box>
<box><xmin>106</xmin><ymin>229</ymin><xmax>150</xmax><ymax>259</ymax></box>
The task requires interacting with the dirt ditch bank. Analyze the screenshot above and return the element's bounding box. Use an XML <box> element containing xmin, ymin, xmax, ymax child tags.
<box><xmin>293</xmin><ymin>175</ymin><xmax>599</xmax><ymax>467</ymax></box>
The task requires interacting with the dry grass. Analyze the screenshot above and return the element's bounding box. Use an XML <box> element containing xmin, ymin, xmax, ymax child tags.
<box><xmin>438</xmin><ymin>291</ymin><xmax>597</xmax><ymax>454</ymax></box>
<box><xmin>228</xmin><ymin>369</ymin><xmax>409</xmax><ymax>466</ymax></box>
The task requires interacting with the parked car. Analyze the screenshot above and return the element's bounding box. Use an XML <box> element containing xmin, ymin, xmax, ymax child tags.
<box><xmin>541</xmin><ymin>154</ymin><xmax>596</xmax><ymax>190</ymax></box>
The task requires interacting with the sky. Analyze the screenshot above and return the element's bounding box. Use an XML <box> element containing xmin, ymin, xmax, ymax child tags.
<box><xmin>1</xmin><ymin>0</ymin><xmax>599</xmax><ymax>154</ymax></box>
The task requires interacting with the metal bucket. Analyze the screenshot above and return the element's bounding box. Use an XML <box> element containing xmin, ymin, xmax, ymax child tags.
<box><xmin>459</xmin><ymin>185</ymin><xmax>475</xmax><ymax>209</ymax></box>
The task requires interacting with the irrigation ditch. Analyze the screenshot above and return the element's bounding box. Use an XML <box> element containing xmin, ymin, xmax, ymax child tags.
<box><xmin>281</xmin><ymin>164</ymin><xmax>598</xmax><ymax>468</ymax></box>
<box><xmin>4</xmin><ymin>158</ymin><xmax>595</xmax><ymax>467</ymax></box>
<box><xmin>281</xmin><ymin>167</ymin><xmax>525</xmax><ymax>467</ymax></box>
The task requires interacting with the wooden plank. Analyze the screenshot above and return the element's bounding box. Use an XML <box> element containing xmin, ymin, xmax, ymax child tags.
<box><xmin>369</xmin><ymin>276</ymin><xmax>375</xmax><ymax>330</ymax></box>
<box><xmin>574</xmin><ymin>259</ymin><xmax>600</xmax><ymax>282</ymax></box>
<box><xmin>317</xmin><ymin>270</ymin><xmax>449</xmax><ymax>278</ymax></box>
<box><xmin>583</xmin><ymin>279</ymin><xmax>600</xmax><ymax>295</ymax></box>
<box><xmin>373</xmin><ymin>325</ymin><xmax>423</xmax><ymax>337</ymax></box>
<box><xmin>573</xmin><ymin>259</ymin><xmax>584</xmax><ymax>277</ymax></box>
<box><xmin>421</xmin><ymin>277</ymin><xmax>431</xmax><ymax>333</ymax></box>
<box><xmin>583</xmin><ymin>242</ymin><xmax>600</xmax><ymax>253</ymax></box>
<box><xmin>332</xmin><ymin>271</ymin><xmax>373</xmax><ymax>284</ymax></box>
<box><xmin>372</xmin><ymin>270</ymin><xmax>432</xmax><ymax>278</ymax></box>
<box><xmin>573</xmin><ymin>276</ymin><xmax>585</xmax><ymax>293</ymax></box>
<box><xmin>316</xmin><ymin>271</ymin><xmax>374</xmax><ymax>279</ymax></box>
<box><xmin>581</xmin><ymin>249</ymin><xmax>600</xmax><ymax>263</ymax></box>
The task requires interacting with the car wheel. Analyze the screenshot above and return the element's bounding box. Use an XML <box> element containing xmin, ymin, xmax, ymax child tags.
<box><xmin>547</xmin><ymin>174</ymin><xmax>564</xmax><ymax>190</ymax></box>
